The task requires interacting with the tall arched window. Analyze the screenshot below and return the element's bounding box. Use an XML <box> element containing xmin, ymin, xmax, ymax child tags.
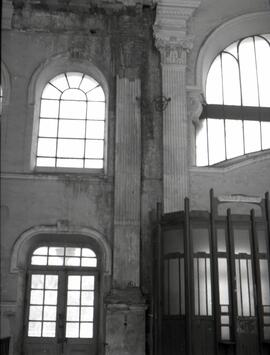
<box><xmin>24</xmin><ymin>244</ymin><xmax>99</xmax><ymax>354</ymax></box>
<box><xmin>196</xmin><ymin>34</ymin><xmax>270</xmax><ymax>166</ymax></box>
<box><xmin>36</xmin><ymin>72</ymin><xmax>105</xmax><ymax>169</ymax></box>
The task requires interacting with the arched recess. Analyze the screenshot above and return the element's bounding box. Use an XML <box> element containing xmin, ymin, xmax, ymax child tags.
<box><xmin>10</xmin><ymin>223</ymin><xmax>112</xmax><ymax>355</ymax></box>
<box><xmin>27</xmin><ymin>52</ymin><xmax>109</xmax><ymax>172</ymax></box>
<box><xmin>10</xmin><ymin>224</ymin><xmax>112</xmax><ymax>274</ymax></box>
<box><xmin>196</xmin><ymin>11</ymin><xmax>270</xmax><ymax>93</ymax></box>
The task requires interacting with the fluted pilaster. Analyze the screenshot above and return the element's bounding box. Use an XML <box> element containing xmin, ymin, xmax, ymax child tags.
<box><xmin>154</xmin><ymin>0</ymin><xmax>201</xmax><ymax>212</ymax></box>
<box><xmin>113</xmin><ymin>76</ymin><xmax>141</xmax><ymax>287</ymax></box>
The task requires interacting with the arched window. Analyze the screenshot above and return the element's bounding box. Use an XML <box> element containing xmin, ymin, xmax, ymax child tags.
<box><xmin>36</xmin><ymin>72</ymin><xmax>105</xmax><ymax>169</ymax></box>
<box><xmin>196</xmin><ymin>34</ymin><xmax>270</xmax><ymax>166</ymax></box>
<box><xmin>24</xmin><ymin>244</ymin><xmax>99</xmax><ymax>354</ymax></box>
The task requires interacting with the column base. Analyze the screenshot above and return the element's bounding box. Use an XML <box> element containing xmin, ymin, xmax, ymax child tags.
<box><xmin>105</xmin><ymin>288</ymin><xmax>147</xmax><ymax>355</ymax></box>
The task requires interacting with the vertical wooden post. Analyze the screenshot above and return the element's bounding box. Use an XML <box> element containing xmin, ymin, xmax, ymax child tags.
<box><xmin>209</xmin><ymin>189</ymin><xmax>220</xmax><ymax>354</ymax></box>
<box><xmin>184</xmin><ymin>197</ymin><xmax>192</xmax><ymax>355</ymax></box>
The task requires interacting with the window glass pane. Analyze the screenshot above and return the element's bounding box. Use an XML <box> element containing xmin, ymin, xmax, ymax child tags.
<box><xmin>255</xmin><ymin>36</ymin><xmax>270</xmax><ymax>107</ymax></box>
<box><xmin>45</xmin><ymin>275</ymin><xmax>58</xmax><ymax>289</ymax></box>
<box><xmin>66</xmin><ymin>248</ymin><xmax>81</xmax><ymax>256</ymax></box>
<box><xmin>40</xmin><ymin>99</ymin><xmax>59</xmax><ymax>118</ymax></box>
<box><xmin>86</xmin><ymin>121</ymin><xmax>105</xmax><ymax>139</ymax></box>
<box><xmin>82</xmin><ymin>248</ymin><xmax>96</xmax><ymax>257</ymax></box>
<box><xmin>48</xmin><ymin>256</ymin><xmax>64</xmax><ymax>266</ymax></box>
<box><xmin>58</xmin><ymin>120</ymin><xmax>85</xmax><ymax>139</ymax></box>
<box><xmin>260</xmin><ymin>260</ymin><xmax>270</xmax><ymax>305</ymax></box>
<box><xmin>262</xmin><ymin>122</ymin><xmax>270</xmax><ymax>149</ymax></box>
<box><xmin>87</xmin><ymin>102</ymin><xmax>105</xmax><ymax>120</ymax></box>
<box><xmin>42</xmin><ymin>84</ymin><xmax>61</xmax><ymax>99</ymax></box>
<box><xmin>66</xmin><ymin>322</ymin><xmax>79</xmax><ymax>338</ymax></box>
<box><xmin>87</xmin><ymin>86</ymin><xmax>105</xmax><ymax>101</ymax></box>
<box><xmin>65</xmin><ymin>257</ymin><xmax>81</xmax><ymax>266</ymax></box>
<box><xmin>192</xmin><ymin>228</ymin><xmax>209</xmax><ymax>253</ymax></box>
<box><xmin>66</xmin><ymin>72</ymin><xmax>83</xmax><ymax>89</ymax></box>
<box><xmin>79</xmin><ymin>76</ymin><xmax>98</xmax><ymax>93</ymax></box>
<box><xmin>60</xmin><ymin>100</ymin><xmax>86</xmax><ymax>119</ymax></box>
<box><xmin>222</xmin><ymin>52</ymin><xmax>241</xmax><ymax>105</ymax></box>
<box><xmin>38</xmin><ymin>119</ymin><xmax>58</xmax><ymax>137</ymax></box>
<box><xmin>44</xmin><ymin>291</ymin><xmax>57</xmax><ymax>305</ymax></box>
<box><xmin>42</xmin><ymin>322</ymin><xmax>56</xmax><ymax>337</ymax></box>
<box><xmin>31</xmin><ymin>256</ymin><xmax>47</xmax><ymax>265</ymax></box>
<box><xmin>68</xmin><ymin>276</ymin><xmax>81</xmax><ymax>290</ymax></box>
<box><xmin>28</xmin><ymin>321</ymin><xmax>42</xmax><ymax>337</ymax></box>
<box><xmin>36</xmin><ymin>157</ymin><xmax>55</xmax><ymax>167</ymax></box>
<box><xmin>244</xmin><ymin>120</ymin><xmax>261</xmax><ymax>154</ymax></box>
<box><xmin>196</xmin><ymin>119</ymin><xmax>208</xmax><ymax>166</ymax></box>
<box><xmin>234</xmin><ymin>228</ymin><xmax>251</xmax><ymax>254</ymax></box>
<box><xmin>43</xmin><ymin>306</ymin><xmax>57</xmax><ymax>321</ymax></box>
<box><xmin>80</xmin><ymin>322</ymin><xmax>93</xmax><ymax>338</ymax></box>
<box><xmin>208</xmin><ymin>119</ymin><xmax>225</xmax><ymax>164</ymax></box>
<box><xmin>206</xmin><ymin>55</ymin><xmax>223</xmax><ymax>104</ymax></box>
<box><xmin>225</xmin><ymin>119</ymin><xmax>244</xmax><ymax>159</ymax></box>
<box><xmin>84</xmin><ymin>159</ymin><xmax>103</xmax><ymax>169</ymax></box>
<box><xmin>66</xmin><ymin>307</ymin><xmax>80</xmax><ymax>321</ymax></box>
<box><xmin>50</xmin><ymin>74</ymin><xmax>69</xmax><ymax>92</ymax></box>
<box><xmin>56</xmin><ymin>159</ymin><xmax>84</xmax><ymax>168</ymax></box>
<box><xmin>85</xmin><ymin>140</ymin><xmax>104</xmax><ymax>159</ymax></box>
<box><xmin>82</xmin><ymin>276</ymin><xmax>94</xmax><ymax>290</ymax></box>
<box><xmin>37</xmin><ymin>138</ymin><xmax>56</xmax><ymax>157</ymax></box>
<box><xmin>81</xmin><ymin>307</ymin><xmax>93</xmax><ymax>321</ymax></box>
<box><xmin>31</xmin><ymin>275</ymin><xmax>45</xmax><ymax>289</ymax></box>
<box><xmin>67</xmin><ymin>291</ymin><xmax>80</xmax><ymax>306</ymax></box>
<box><xmin>49</xmin><ymin>247</ymin><xmax>64</xmax><ymax>256</ymax></box>
<box><xmin>81</xmin><ymin>258</ymin><xmax>97</xmax><ymax>267</ymax></box>
<box><xmin>239</xmin><ymin>38</ymin><xmax>259</xmax><ymax>106</ymax></box>
<box><xmin>61</xmin><ymin>88</ymin><xmax>85</xmax><ymax>101</ymax></box>
<box><xmin>57</xmin><ymin>139</ymin><xmax>84</xmax><ymax>158</ymax></box>
<box><xmin>29</xmin><ymin>306</ymin><xmax>43</xmax><ymax>320</ymax></box>
<box><xmin>81</xmin><ymin>291</ymin><xmax>94</xmax><ymax>306</ymax></box>
<box><xmin>218</xmin><ymin>259</ymin><xmax>229</xmax><ymax>305</ymax></box>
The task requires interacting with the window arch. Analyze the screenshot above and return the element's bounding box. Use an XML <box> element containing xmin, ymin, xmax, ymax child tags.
<box><xmin>196</xmin><ymin>33</ymin><xmax>270</xmax><ymax>166</ymax></box>
<box><xmin>36</xmin><ymin>72</ymin><xmax>106</xmax><ymax>169</ymax></box>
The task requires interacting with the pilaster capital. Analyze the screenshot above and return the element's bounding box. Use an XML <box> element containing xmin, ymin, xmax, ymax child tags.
<box><xmin>153</xmin><ymin>0</ymin><xmax>201</xmax><ymax>64</ymax></box>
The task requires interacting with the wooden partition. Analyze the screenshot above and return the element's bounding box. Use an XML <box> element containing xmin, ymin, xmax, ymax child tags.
<box><xmin>153</xmin><ymin>191</ymin><xmax>270</xmax><ymax>355</ymax></box>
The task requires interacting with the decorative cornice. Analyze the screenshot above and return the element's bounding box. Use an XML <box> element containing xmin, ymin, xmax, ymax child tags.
<box><xmin>153</xmin><ymin>0</ymin><xmax>201</xmax><ymax>64</ymax></box>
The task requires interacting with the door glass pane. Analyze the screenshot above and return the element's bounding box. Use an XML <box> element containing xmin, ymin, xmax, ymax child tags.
<box><xmin>44</xmin><ymin>291</ymin><xmax>58</xmax><ymax>305</ymax></box>
<box><xmin>28</xmin><ymin>322</ymin><xmax>42</xmax><ymax>337</ymax></box>
<box><xmin>67</xmin><ymin>307</ymin><xmax>80</xmax><ymax>321</ymax></box>
<box><xmin>82</xmin><ymin>276</ymin><xmax>95</xmax><ymax>290</ymax></box>
<box><xmin>42</xmin><ymin>322</ymin><xmax>56</xmax><ymax>337</ymax></box>
<box><xmin>43</xmin><ymin>306</ymin><xmax>57</xmax><ymax>321</ymax></box>
<box><xmin>169</xmin><ymin>259</ymin><xmax>180</xmax><ymax>315</ymax></box>
<box><xmin>66</xmin><ymin>322</ymin><xmax>79</xmax><ymax>338</ymax></box>
<box><xmin>81</xmin><ymin>291</ymin><xmax>94</xmax><ymax>306</ymax></box>
<box><xmin>81</xmin><ymin>307</ymin><xmax>93</xmax><ymax>322</ymax></box>
<box><xmin>29</xmin><ymin>306</ymin><xmax>43</xmax><ymax>320</ymax></box>
<box><xmin>80</xmin><ymin>323</ymin><xmax>93</xmax><ymax>338</ymax></box>
<box><xmin>68</xmin><ymin>276</ymin><xmax>81</xmax><ymax>290</ymax></box>
<box><xmin>67</xmin><ymin>291</ymin><xmax>80</xmax><ymax>305</ymax></box>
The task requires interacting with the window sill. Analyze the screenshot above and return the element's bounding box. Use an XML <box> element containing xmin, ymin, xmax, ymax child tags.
<box><xmin>192</xmin><ymin>149</ymin><xmax>270</xmax><ymax>173</ymax></box>
<box><xmin>34</xmin><ymin>166</ymin><xmax>105</xmax><ymax>176</ymax></box>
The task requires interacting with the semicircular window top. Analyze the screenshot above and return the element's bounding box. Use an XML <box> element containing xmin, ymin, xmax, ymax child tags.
<box><xmin>36</xmin><ymin>72</ymin><xmax>106</xmax><ymax>169</ymax></box>
<box><xmin>196</xmin><ymin>34</ymin><xmax>270</xmax><ymax>166</ymax></box>
<box><xmin>31</xmin><ymin>246</ymin><xmax>97</xmax><ymax>267</ymax></box>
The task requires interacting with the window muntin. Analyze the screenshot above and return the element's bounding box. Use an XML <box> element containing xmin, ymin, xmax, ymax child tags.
<box><xmin>36</xmin><ymin>72</ymin><xmax>105</xmax><ymax>169</ymax></box>
<box><xmin>196</xmin><ymin>34</ymin><xmax>270</xmax><ymax>166</ymax></box>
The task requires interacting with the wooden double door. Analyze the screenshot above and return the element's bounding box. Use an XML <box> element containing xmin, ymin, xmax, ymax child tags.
<box><xmin>23</xmin><ymin>270</ymin><xmax>98</xmax><ymax>355</ymax></box>
<box><xmin>153</xmin><ymin>196</ymin><xmax>270</xmax><ymax>355</ymax></box>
